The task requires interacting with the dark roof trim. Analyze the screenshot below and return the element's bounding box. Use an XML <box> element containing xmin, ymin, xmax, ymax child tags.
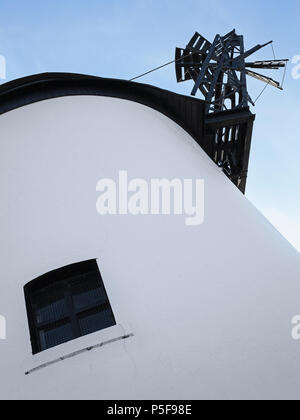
<box><xmin>0</xmin><ymin>73</ymin><xmax>255</xmax><ymax>193</ymax></box>
<box><xmin>0</xmin><ymin>72</ymin><xmax>206</xmax><ymax>151</ymax></box>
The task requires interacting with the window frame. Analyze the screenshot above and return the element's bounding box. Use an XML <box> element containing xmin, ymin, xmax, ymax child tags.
<box><xmin>24</xmin><ymin>260</ymin><xmax>116</xmax><ymax>355</ymax></box>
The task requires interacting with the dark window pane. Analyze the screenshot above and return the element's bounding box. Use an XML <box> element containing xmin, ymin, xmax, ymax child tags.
<box><xmin>39</xmin><ymin>321</ymin><xmax>73</xmax><ymax>351</ymax></box>
<box><xmin>78</xmin><ymin>308</ymin><xmax>115</xmax><ymax>336</ymax></box>
<box><xmin>24</xmin><ymin>260</ymin><xmax>116</xmax><ymax>354</ymax></box>
<box><xmin>71</xmin><ymin>273</ymin><xmax>108</xmax><ymax>311</ymax></box>
<box><xmin>32</xmin><ymin>285</ymin><xmax>67</xmax><ymax>325</ymax></box>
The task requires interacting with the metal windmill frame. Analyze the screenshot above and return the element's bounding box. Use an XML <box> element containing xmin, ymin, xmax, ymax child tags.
<box><xmin>176</xmin><ymin>29</ymin><xmax>288</xmax><ymax>114</ymax></box>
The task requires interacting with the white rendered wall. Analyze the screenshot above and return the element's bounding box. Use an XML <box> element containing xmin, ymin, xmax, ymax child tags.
<box><xmin>0</xmin><ymin>95</ymin><xmax>300</xmax><ymax>400</ymax></box>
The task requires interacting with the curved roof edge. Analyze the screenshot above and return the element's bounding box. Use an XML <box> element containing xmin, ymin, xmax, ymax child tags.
<box><xmin>0</xmin><ymin>72</ymin><xmax>207</xmax><ymax>151</ymax></box>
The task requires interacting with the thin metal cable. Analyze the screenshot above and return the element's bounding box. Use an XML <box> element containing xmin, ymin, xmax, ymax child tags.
<box><xmin>281</xmin><ymin>61</ymin><xmax>288</xmax><ymax>89</ymax></box>
<box><xmin>129</xmin><ymin>51</ymin><xmax>198</xmax><ymax>82</ymax></box>
<box><xmin>254</xmin><ymin>81</ymin><xmax>271</xmax><ymax>104</ymax></box>
<box><xmin>271</xmin><ymin>41</ymin><xmax>288</xmax><ymax>89</ymax></box>
<box><xmin>271</xmin><ymin>42</ymin><xmax>276</xmax><ymax>60</ymax></box>
<box><xmin>254</xmin><ymin>42</ymin><xmax>287</xmax><ymax>104</ymax></box>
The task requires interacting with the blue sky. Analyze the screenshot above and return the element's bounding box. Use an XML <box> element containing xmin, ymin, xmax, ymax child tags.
<box><xmin>0</xmin><ymin>0</ymin><xmax>299</xmax><ymax>251</ymax></box>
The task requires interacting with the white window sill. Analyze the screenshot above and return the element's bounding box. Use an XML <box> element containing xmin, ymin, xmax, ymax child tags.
<box><xmin>23</xmin><ymin>323</ymin><xmax>134</xmax><ymax>375</ymax></box>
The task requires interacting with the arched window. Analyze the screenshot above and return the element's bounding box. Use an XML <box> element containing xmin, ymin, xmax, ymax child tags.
<box><xmin>24</xmin><ymin>260</ymin><xmax>116</xmax><ymax>354</ymax></box>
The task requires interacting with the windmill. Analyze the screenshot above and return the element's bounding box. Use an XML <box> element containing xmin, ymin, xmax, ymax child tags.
<box><xmin>174</xmin><ymin>30</ymin><xmax>288</xmax><ymax>191</ymax></box>
<box><xmin>175</xmin><ymin>29</ymin><xmax>288</xmax><ymax>114</ymax></box>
